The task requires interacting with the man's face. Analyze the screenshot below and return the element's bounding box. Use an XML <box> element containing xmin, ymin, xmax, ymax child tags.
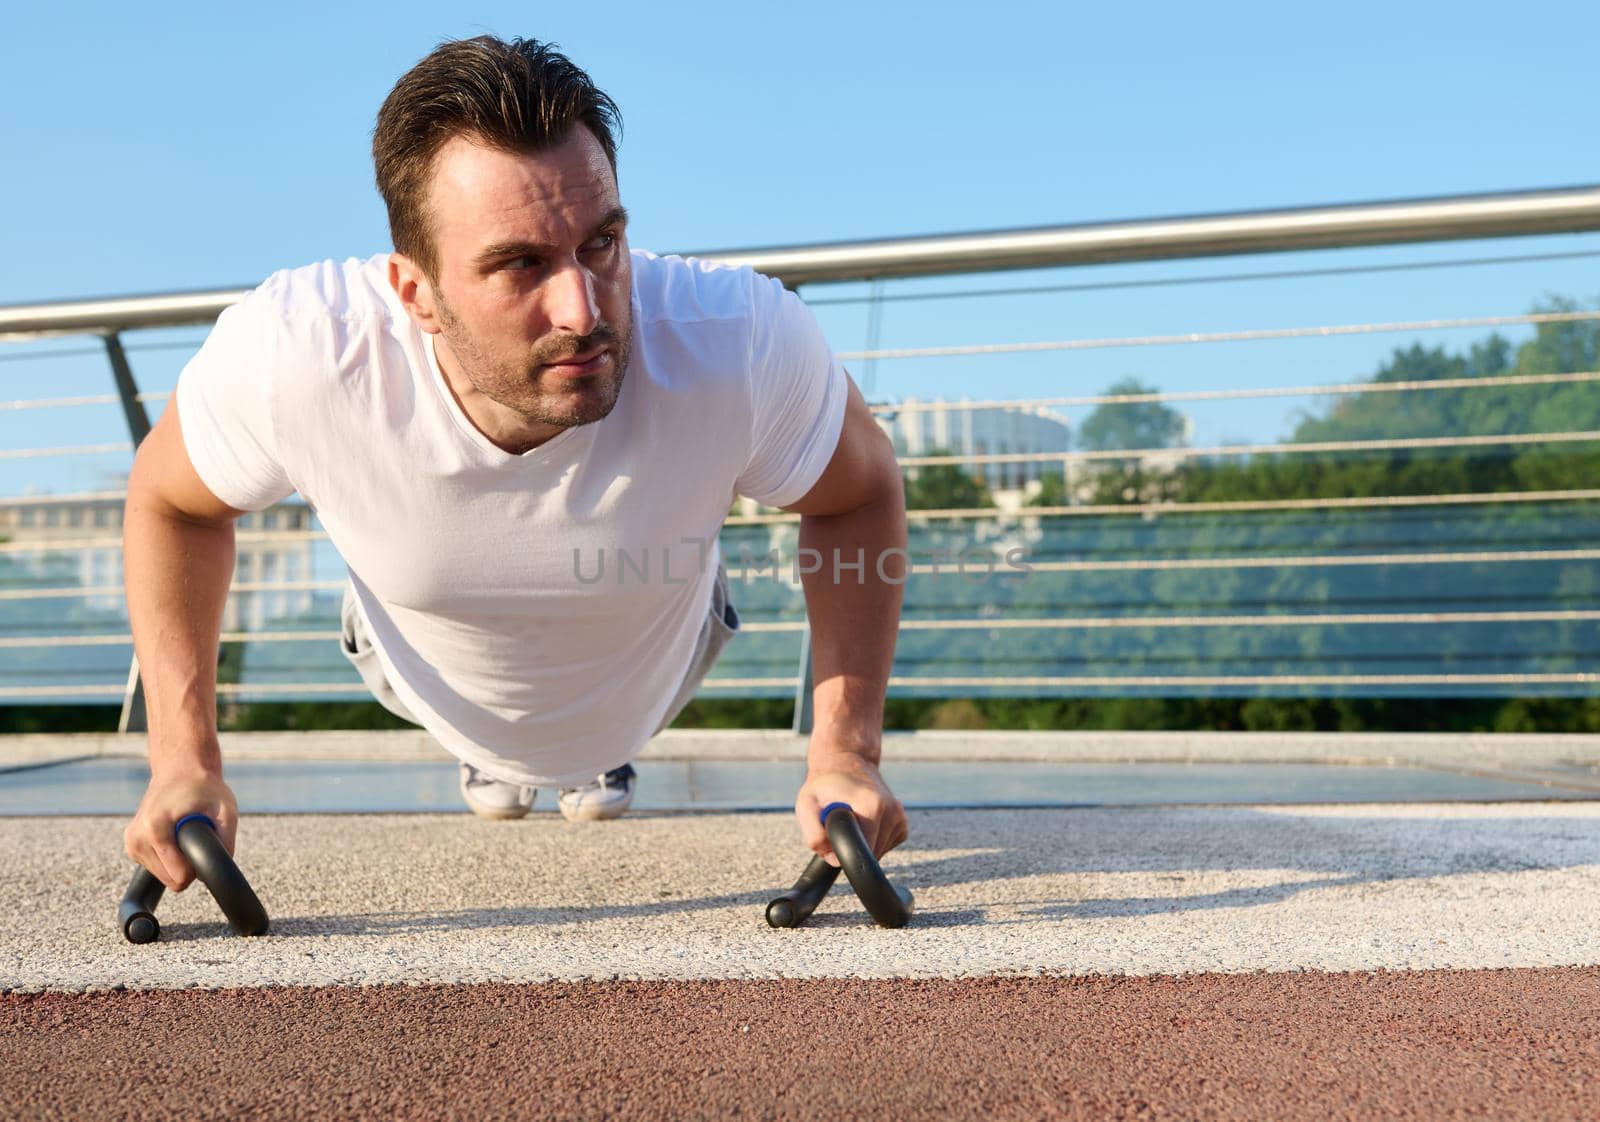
<box><xmin>397</xmin><ymin>126</ymin><xmax>634</xmax><ymax>448</ymax></box>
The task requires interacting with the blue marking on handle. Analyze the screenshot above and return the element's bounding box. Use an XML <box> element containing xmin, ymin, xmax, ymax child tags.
<box><xmin>819</xmin><ymin>801</ymin><xmax>853</xmax><ymax>827</ymax></box>
<box><xmin>174</xmin><ymin>813</ymin><xmax>216</xmax><ymax>839</ymax></box>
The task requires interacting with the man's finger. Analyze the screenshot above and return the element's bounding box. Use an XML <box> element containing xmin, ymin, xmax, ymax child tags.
<box><xmin>151</xmin><ymin>838</ymin><xmax>193</xmax><ymax>892</ymax></box>
<box><xmin>855</xmin><ymin>814</ymin><xmax>881</xmax><ymax>860</ymax></box>
<box><xmin>134</xmin><ymin>844</ymin><xmax>176</xmax><ymax>892</ymax></box>
<box><xmin>811</xmin><ymin>824</ymin><xmax>840</xmax><ymax>868</ymax></box>
<box><xmin>795</xmin><ymin>802</ymin><xmax>838</xmax><ymax>867</ymax></box>
<box><xmin>874</xmin><ymin>810</ymin><xmax>908</xmax><ymax>858</ymax></box>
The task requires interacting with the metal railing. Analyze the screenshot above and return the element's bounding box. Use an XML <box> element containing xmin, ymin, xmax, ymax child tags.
<box><xmin>5</xmin><ymin>185</ymin><xmax>1599</xmax><ymax>338</ymax></box>
<box><xmin>0</xmin><ymin>184</ymin><xmax>1597</xmax><ymax>733</ymax></box>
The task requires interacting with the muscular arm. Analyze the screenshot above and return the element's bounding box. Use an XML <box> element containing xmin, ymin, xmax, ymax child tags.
<box><xmin>780</xmin><ymin>373</ymin><xmax>910</xmax><ymax>863</ymax></box>
<box><xmin>121</xmin><ymin>401</ymin><xmax>248</xmax><ymax>889</ymax></box>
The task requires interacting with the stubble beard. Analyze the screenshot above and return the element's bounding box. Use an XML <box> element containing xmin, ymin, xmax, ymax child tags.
<box><xmin>435</xmin><ymin>292</ymin><xmax>632</xmax><ymax>431</ymax></box>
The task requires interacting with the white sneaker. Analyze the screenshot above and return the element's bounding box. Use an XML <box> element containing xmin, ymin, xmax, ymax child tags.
<box><xmin>558</xmin><ymin>763</ymin><xmax>637</xmax><ymax>822</ymax></box>
<box><xmin>458</xmin><ymin>763</ymin><xmax>537</xmax><ymax>821</ymax></box>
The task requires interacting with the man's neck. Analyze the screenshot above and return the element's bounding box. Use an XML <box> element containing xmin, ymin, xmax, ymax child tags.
<box><xmin>432</xmin><ymin>334</ymin><xmax>562</xmax><ymax>455</ymax></box>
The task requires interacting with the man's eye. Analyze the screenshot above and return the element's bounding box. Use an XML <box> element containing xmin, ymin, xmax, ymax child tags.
<box><xmin>504</xmin><ymin>255</ymin><xmax>539</xmax><ymax>270</ymax></box>
<box><xmin>583</xmin><ymin>233</ymin><xmax>617</xmax><ymax>253</ymax></box>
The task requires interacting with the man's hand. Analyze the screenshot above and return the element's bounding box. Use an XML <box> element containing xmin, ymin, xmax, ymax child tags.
<box><xmin>794</xmin><ymin>752</ymin><xmax>908</xmax><ymax>868</ymax></box>
<box><xmin>124</xmin><ymin>767</ymin><xmax>239</xmax><ymax>892</ymax></box>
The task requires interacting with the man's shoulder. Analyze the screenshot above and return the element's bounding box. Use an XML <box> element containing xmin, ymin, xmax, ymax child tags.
<box><xmin>242</xmin><ymin>253</ymin><xmax>401</xmax><ymax>331</ymax></box>
<box><xmin>630</xmin><ymin>249</ymin><xmax>769</xmax><ymax>329</ymax></box>
<box><xmin>203</xmin><ymin>254</ymin><xmax>408</xmax><ymax>389</ymax></box>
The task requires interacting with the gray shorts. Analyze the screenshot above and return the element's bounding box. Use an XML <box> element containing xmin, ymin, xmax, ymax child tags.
<box><xmin>339</xmin><ymin>561</ymin><xmax>741</xmax><ymax>738</ymax></box>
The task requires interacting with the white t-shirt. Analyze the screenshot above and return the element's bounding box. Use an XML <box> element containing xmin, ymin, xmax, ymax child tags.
<box><xmin>176</xmin><ymin>250</ymin><xmax>847</xmax><ymax>786</ymax></box>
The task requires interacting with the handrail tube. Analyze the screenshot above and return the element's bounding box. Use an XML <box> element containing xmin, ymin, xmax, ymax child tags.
<box><xmin>0</xmin><ymin>288</ymin><xmax>253</xmax><ymax>340</ymax></box>
<box><xmin>705</xmin><ymin>185</ymin><xmax>1600</xmax><ymax>286</ymax></box>
<box><xmin>3</xmin><ymin>186</ymin><xmax>1598</xmax><ymax>339</ymax></box>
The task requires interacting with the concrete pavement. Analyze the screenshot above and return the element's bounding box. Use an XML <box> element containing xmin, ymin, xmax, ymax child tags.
<box><xmin>5</xmin><ymin>802</ymin><xmax>1598</xmax><ymax>993</ymax></box>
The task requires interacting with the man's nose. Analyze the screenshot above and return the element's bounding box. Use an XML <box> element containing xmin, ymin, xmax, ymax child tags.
<box><xmin>545</xmin><ymin>259</ymin><xmax>601</xmax><ymax>338</ymax></box>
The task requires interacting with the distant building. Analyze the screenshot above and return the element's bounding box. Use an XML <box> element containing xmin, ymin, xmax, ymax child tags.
<box><xmin>873</xmin><ymin>398</ymin><xmax>1072</xmax><ymax>497</ymax></box>
<box><xmin>0</xmin><ymin>495</ymin><xmax>316</xmax><ymax>630</ymax></box>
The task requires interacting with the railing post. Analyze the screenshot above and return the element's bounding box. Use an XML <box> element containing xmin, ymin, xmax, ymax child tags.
<box><xmin>119</xmin><ymin>656</ymin><xmax>147</xmax><ymax>735</ymax></box>
<box><xmin>791</xmin><ymin>624</ymin><xmax>813</xmax><ymax>735</ymax></box>
<box><xmin>104</xmin><ymin>332</ymin><xmax>152</xmax><ymax>444</ymax></box>
<box><xmin>106</xmin><ymin>331</ymin><xmax>152</xmax><ymax>734</ymax></box>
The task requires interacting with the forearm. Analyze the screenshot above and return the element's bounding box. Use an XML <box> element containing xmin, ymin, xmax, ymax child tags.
<box><xmin>122</xmin><ymin>493</ymin><xmax>237</xmax><ymax>777</ymax></box>
<box><xmin>797</xmin><ymin>488</ymin><xmax>908</xmax><ymax>764</ymax></box>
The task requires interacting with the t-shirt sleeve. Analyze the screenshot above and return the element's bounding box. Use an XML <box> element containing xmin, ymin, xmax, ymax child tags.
<box><xmin>734</xmin><ymin>272</ymin><xmax>849</xmax><ymax>509</ymax></box>
<box><xmin>173</xmin><ymin>294</ymin><xmax>296</xmax><ymax>512</ymax></box>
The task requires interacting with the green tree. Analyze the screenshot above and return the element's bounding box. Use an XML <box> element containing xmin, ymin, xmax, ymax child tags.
<box><xmin>903</xmin><ymin>445</ymin><xmax>994</xmax><ymax>510</ymax></box>
<box><xmin>1073</xmin><ymin>377</ymin><xmax>1191</xmax><ymax>505</ymax></box>
<box><xmin>1024</xmin><ymin>469</ymin><xmax>1070</xmax><ymax>507</ymax></box>
<box><xmin>1077</xmin><ymin>376</ymin><xmax>1188</xmax><ymax>452</ymax></box>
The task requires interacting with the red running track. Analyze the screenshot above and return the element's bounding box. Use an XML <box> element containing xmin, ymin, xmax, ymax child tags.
<box><xmin>7</xmin><ymin>968</ymin><xmax>1599</xmax><ymax>1120</ymax></box>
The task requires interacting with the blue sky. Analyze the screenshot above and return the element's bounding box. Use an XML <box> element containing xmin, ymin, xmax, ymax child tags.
<box><xmin>2</xmin><ymin>0</ymin><xmax>1597</xmax><ymax>495</ymax></box>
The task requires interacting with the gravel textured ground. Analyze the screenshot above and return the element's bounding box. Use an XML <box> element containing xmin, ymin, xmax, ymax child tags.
<box><xmin>4</xmin><ymin>805</ymin><xmax>1598</xmax><ymax>992</ymax></box>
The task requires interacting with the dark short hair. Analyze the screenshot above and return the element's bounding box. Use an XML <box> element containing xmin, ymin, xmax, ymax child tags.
<box><xmin>372</xmin><ymin>35</ymin><xmax>622</xmax><ymax>277</ymax></box>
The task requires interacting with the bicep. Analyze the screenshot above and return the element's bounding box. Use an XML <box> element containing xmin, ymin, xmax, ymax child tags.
<box><xmin>127</xmin><ymin>400</ymin><xmax>248</xmax><ymax>527</ymax></box>
<box><xmin>779</xmin><ymin>373</ymin><xmax>903</xmax><ymax>516</ymax></box>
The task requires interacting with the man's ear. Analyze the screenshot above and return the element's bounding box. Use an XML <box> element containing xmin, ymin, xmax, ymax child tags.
<box><xmin>388</xmin><ymin>252</ymin><xmax>443</xmax><ymax>335</ymax></box>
